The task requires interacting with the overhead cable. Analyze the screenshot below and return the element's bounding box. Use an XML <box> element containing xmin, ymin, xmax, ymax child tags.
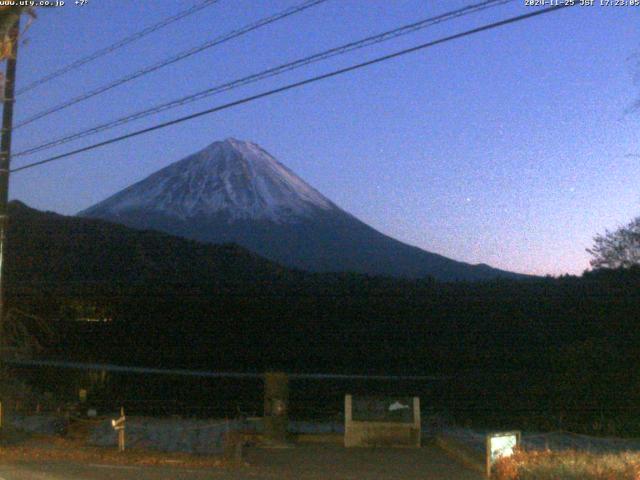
<box><xmin>14</xmin><ymin>0</ymin><xmax>512</xmax><ymax>159</ymax></box>
<box><xmin>11</xmin><ymin>4</ymin><xmax>574</xmax><ymax>174</ymax></box>
<box><xmin>16</xmin><ymin>0</ymin><xmax>223</xmax><ymax>96</ymax></box>
<box><xmin>13</xmin><ymin>0</ymin><xmax>330</xmax><ymax>129</ymax></box>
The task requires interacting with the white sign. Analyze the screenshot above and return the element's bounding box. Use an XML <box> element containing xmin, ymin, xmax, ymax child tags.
<box><xmin>490</xmin><ymin>433</ymin><xmax>517</xmax><ymax>461</ymax></box>
<box><xmin>486</xmin><ymin>431</ymin><xmax>520</xmax><ymax>476</ymax></box>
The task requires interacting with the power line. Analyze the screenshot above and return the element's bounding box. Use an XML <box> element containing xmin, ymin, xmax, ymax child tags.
<box><xmin>15</xmin><ymin>0</ymin><xmax>222</xmax><ymax>97</ymax></box>
<box><xmin>3</xmin><ymin>358</ymin><xmax>444</xmax><ymax>381</ymax></box>
<box><xmin>14</xmin><ymin>0</ymin><xmax>513</xmax><ymax>160</ymax></box>
<box><xmin>11</xmin><ymin>4</ymin><xmax>574</xmax><ymax>174</ymax></box>
<box><xmin>13</xmin><ymin>0</ymin><xmax>331</xmax><ymax>130</ymax></box>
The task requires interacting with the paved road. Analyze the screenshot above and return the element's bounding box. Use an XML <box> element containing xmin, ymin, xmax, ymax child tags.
<box><xmin>0</xmin><ymin>444</ymin><xmax>482</xmax><ymax>479</ymax></box>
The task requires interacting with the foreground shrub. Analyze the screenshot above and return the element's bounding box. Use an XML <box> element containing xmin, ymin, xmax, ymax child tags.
<box><xmin>492</xmin><ymin>449</ymin><xmax>640</xmax><ymax>480</ymax></box>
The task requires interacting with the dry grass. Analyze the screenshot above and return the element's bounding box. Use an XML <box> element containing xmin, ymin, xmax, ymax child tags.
<box><xmin>0</xmin><ymin>434</ymin><xmax>229</xmax><ymax>469</ymax></box>
<box><xmin>492</xmin><ymin>449</ymin><xmax>640</xmax><ymax>480</ymax></box>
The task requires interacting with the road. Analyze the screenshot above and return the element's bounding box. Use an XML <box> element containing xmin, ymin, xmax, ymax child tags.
<box><xmin>0</xmin><ymin>444</ymin><xmax>482</xmax><ymax>479</ymax></box>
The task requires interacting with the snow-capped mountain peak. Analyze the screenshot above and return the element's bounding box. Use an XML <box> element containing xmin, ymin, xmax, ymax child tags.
<box><xmin>79</xmin><ymin>137</ymin><xmax>527</xmax><ymax>280</ymax></box>
<box><xmin>80</xmin><ymin>138</ymin><xmax>337</xmax><ymax>222</ymax></box>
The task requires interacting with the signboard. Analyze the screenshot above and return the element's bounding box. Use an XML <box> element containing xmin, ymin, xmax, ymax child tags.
<box><xmin>344</xmin><ymin>395</ymin><xmax>420</xmax><ymax>447</ymax></box>
<box><xmin>351</xmin><ymin>396</ymin><xmax>415</xmax><ymax>423</ymax></box>
<box><xmin>486</xmin><ymin>431</ymin><xmax>521</xmax><ymax>476</ymax></box>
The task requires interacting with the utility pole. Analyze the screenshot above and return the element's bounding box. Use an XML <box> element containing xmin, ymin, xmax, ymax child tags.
<box><xmin>0</xmin><ymin>15</ymin><xmax>20</xmax><ymax>344</ymax></box>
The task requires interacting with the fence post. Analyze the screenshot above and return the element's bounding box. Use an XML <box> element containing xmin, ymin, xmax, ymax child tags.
<box><xmin>263</xmin><ymin>371</ymin><xmax>289</xmax><ymax>446</ymax></box>
<box><xmin>118</xmin><ymin>407</ymin><xmax>125</xmax><ymax>452</ymax></box>
<box><xmin>485</xmin><ymin>435</ymin><xmax>491</xmax><ymax>478</ymax></box>
<box><xmin>112</xmin><ymin>406</ymin><xmax>126</xmax><ymax>452</ymax></box>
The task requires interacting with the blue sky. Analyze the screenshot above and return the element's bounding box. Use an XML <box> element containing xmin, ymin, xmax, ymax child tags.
<box><xmin>8</xmin><ymin>0</ymin><xmax>640</xmax><ymax>276</ymax></box>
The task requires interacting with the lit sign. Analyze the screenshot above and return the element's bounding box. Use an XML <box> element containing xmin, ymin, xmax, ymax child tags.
<box><xmin>486</xmin><ymin>431</ymin><xmax>520</xmax><ymax>476</ymax></box>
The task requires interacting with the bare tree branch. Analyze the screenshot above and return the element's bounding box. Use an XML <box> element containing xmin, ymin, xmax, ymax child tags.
<box><xmin>587</xmin><ymin>217</ymin><xmax>640</xmax><ymax>269</ymax></box>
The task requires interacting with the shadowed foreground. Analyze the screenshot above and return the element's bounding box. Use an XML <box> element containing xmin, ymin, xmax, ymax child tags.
<box><xmin>0</xmin><ymin>444</ymin><xmax>482</xmax><ymax>480</ymax></box>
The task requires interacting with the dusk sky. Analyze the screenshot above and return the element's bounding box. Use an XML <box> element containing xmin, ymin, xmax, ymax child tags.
<box><xmin>8</xmin><ymin>0</ymin><xmax>639</xmax><ymax>276</ymax></box>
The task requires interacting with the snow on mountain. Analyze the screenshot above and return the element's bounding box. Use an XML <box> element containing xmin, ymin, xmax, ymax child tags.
<box><xmin>80</xmin><ymin>138</ymin><xmax>529</xmax><ymax>281</ymax></box>
<box><xmin>81</xmin><ymin>138</ymin><xmax>336</xmax><ymax>222</ymax></box>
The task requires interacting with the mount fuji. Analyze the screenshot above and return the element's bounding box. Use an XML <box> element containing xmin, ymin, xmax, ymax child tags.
<box><xmin>79</xmin><ymin>138</ymin><xmax>523</xmax><ymax>281</ymax></box>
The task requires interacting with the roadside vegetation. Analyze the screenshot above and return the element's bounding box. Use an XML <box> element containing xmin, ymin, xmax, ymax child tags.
<box><xmin>0</xmin><ymin>433</ymin><xmax>227</xmax><ymax>469</ymax></box>
<box><xmin>492</xmin><ymin>449</ymin><xmax>640</xmax><ymax>480</ymax></box>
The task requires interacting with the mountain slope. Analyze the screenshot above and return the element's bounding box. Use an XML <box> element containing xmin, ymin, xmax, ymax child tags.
<box><xmin>79</xmin><ymin>138</ymin><xmax>526</xmax><ymax>281</ymax></box>
<box><xmin>6</xmin><ymin>200</ymin><xmax>291</xmax><ymax>291</ymax></box>
<box><xmin>81</xmin><ymin>138</ymin><xmax>336</xmax><ymax>223</ymax></box>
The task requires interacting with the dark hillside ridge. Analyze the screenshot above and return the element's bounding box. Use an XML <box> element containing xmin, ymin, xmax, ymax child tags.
<box><xmin>6</xmin><ymin>200</ymin><xmax>292</xmax><ymax>291</ymax></box>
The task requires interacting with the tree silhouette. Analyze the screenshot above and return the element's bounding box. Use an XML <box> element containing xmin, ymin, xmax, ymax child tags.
<box><xmin>587</xmin><ymin>217</ymin><xmax>640</xmax><ymax>269</ymax></box>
